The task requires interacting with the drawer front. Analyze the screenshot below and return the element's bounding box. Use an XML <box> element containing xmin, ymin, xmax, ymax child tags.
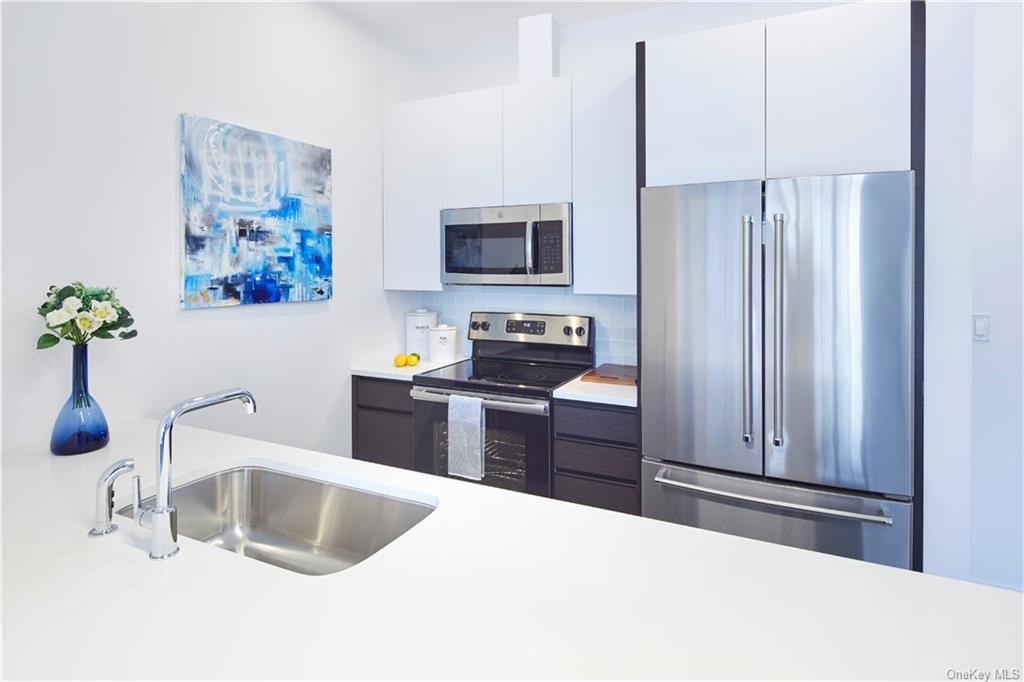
<box><xmin>355</xmin><ymin>377</ymin><xmax>413</xmax><ymax>413</ymax></box>
<box><xmin>554</xmin><ymin>402</ymin><xmax>638</xmax><ymax>446</ymax></box>
<box><xmin>354</xmin><ymin>408</ymin><xmax>414</xmax><ymax>469</ymax></box>
<box><xmin>553</xmin><ymin>473</ymin><xmax>639</xmax><ymax>515</ymax></box>
<box><xmin>554</xmin><ymin>438</ymin><xmax>638</xmax><ymax>483</ymax></box>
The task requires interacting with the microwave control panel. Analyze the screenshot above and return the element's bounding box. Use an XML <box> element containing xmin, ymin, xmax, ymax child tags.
<box><xmin>537</xmin><ymin>221</ymin><xmax>564</xmax><ymax>274</ymax></box>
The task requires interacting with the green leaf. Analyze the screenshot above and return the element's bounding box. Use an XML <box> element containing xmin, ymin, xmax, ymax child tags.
<box><xmin>92</xmin><ymin>330</ymin><xmax>114</xmax><ymax>339</ymax></box>
<box><xmin>36</xmin><ymin>333</ymin><xmax>60</xmax><ymax>350</ymax></box>
<box><xmin>118</xmin><ymin>329</ymin><xmax>138</xmax><ymax>340</ymax></box>
<box><xmin>56</xmin><ymin>285</ymin><xmax>76</xmax><ymax>300</ymax></box>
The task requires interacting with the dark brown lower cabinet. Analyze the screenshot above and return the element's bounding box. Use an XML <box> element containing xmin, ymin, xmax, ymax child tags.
<box><xmin>352</xmin><ymin>376</ymin><xmax>414</xmax><ymax>470</ymax></box>
<box><xmin>552</xmin><ymin>400</ymin><xmax>640</xmax><ymax>515</ymax></box>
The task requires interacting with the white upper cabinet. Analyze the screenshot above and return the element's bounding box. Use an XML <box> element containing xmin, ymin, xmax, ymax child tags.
<box><xmin>383</xmin><ymin>97</ymin><xmax>442</xmax><ymax>291</ymax></box>
<box><xmin>765</xmin><ymin>2</ymin><xmax>911</xmax><ymax>178</ymax></box>
<box><xmin>502</xmin><ymin>77</ymin><xmax>572</xmax><ymax>205</ymax></box>
<box><xmin>441</xmin><ymin>86</ymin><xmax>503</xmax><ymax>209</ymax></box>
<box><xmin>645</xmin><ymin>21</ymin><xmax>766</xmax><ymax>187</ymax></box>
<box><xmin>572</xmin><ymin>71</ymin><xmax>636</xmax><ymax>296</ymax></box>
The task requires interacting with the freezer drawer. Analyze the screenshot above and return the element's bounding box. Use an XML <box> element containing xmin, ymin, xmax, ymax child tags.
<box><xmin>641</xmin><ymin>459</ymin><xmax>912</xmax><ymax>568</ymax></box>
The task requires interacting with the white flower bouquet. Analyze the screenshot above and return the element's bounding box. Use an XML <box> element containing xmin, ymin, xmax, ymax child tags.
<box><xmin>36</xmin><ymin>282</ymin><xmax>137</xmax><ymax>348</ymax></box>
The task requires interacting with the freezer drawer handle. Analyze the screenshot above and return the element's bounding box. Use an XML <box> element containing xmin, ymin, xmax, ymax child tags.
<box><xmin>653</xmin><ymin>469</ymin><xmax>894</xmax><ymax>526</ymax></box>
<box><xmin>771</xmin><ymin>213</ymin><xmax>785</xmax><ymax>447</ymax></box>
<box><xmin>410</xmin><ymin>387</ymin><xmax>549</xmax><ymax>416</ymax></box>
<box><xmin>741</xmin><ymin>214</ymin><xmax>754</xmax><ymax>444</ymax></box>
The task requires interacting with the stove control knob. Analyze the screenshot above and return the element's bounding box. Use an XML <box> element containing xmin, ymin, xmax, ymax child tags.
<box><xmin>471</xmin><ymin>321</ymin><xmax>481</xmax><ymax>331</ymax></box>
<box><xmin>480</xmin><ymin>321</ymin><xmax>491</xmax><ymax>332</ymax></box>
<box><xmin>575</xmin><ymin>326</ymin><xmax>587</xmax><ymax>337</ymax></box>
<box><xmin>563</xmin><ymin>326</ymin><xmax>573</xmax><ymax>336</ymax></box>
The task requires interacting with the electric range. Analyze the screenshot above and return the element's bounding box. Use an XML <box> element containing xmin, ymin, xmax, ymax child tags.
<box><xmin>411</xmin><ymin>312</ymin><xmax>595</xmax><ymax>495</ymax></box>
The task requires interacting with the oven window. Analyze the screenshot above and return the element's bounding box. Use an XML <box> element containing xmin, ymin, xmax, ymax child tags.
<box><xmin>445</xmin><ymin>222</ymin><xmax>527</xmax><ymax>275</ymax></box>
<box><xmin>435</xmin><ymin>419</ymin><xmax>527</xmax><ymax>493</ymax></box>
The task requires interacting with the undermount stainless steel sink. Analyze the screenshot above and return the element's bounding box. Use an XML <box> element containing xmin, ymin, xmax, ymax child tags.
<box><xmin>117</xmin><ymin>466</ymin><xmax>435</xmax><ymax>575</ymax></box>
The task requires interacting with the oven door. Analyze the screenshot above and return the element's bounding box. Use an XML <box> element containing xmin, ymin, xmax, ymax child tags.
<box><xmin>411</xmin><ymin>387</ymin><xmax>551</xmax><ymax>496</ymax></box>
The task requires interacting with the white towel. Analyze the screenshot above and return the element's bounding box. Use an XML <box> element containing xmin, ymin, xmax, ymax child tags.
<box><xmin>448</xmin><ymin>394</ymin><xmax>484</xmax><ymax>481</ymax></box>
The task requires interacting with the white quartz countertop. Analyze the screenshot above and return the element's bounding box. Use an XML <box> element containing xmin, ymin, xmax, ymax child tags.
<box><xmin>3</xmin><ymin>419</ymin><xmax>1021</xmax><ymax>679</ymax></box>
<box><xmin>553</xmin><ymin>375</ymin><xmax>637</xmax><ymax>408</ymax></box>
<box><xmin>350</xmin><ymin>357</ymin><xmax>466</xmax><ymax>382</ymax></box>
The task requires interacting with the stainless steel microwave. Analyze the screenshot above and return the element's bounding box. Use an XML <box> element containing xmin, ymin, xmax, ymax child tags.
<box><xmin>440</xmin><ymin>203</ymin><xmax>572</xmax><ymax>286</ymax></box>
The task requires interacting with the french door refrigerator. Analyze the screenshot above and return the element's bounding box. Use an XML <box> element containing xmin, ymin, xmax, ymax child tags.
<box><xmin>640</xmin><ymin>171</ymin><xmax>915</xmax><ymax>568</ymax></box>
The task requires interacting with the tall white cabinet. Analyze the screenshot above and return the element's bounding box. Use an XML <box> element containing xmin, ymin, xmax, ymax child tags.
<box><xmin>441</xmin><ymin>87</ymin><xmax>503</xmax><ymax>209</ymax></box>
<box><xmin>382</xmin><ymin>97</ymin><xmax>443</xmax><ymax>291</ymax></box>
<box><xmin>765</xmin><ymin>1</ymin><xmax>910</xmax><ymax>178</ymax></box>
<box><xmin>645</xmin><ymin>21</ymin><xmax>766</xmax><ymax>187</ymax></box>
<box><xmin>502</xmin><ymin>77</ymin><xmax>573</xmax><ymax>205</ymax></box>
<box><xmin>572</xmin><ymin>71</ymin><xmax>636</xmax><ymax>296</ymax></box>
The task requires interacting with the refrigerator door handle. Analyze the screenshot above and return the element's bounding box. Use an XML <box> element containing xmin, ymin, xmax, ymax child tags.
<box><xmin>771</xmin><ymin>212</ymin><xmax>785</xmax><ymax>447</ymax></box>
<box><xmin>741</xmin><ymin>215</ymin><xmax>754</xmax><ymax>444</ymax></box>
<box><xmin>652</xmin><ymin>468</ymin><xmax>894</xmax><ymax>526</ymax></box>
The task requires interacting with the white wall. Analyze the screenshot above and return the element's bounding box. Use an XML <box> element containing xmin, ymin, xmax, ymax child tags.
<box><xmin>966</xmin><ymin>0</ymin><xmax>1024</xmax><ymax>593</ymax></box>
<box><xmin>925</xmin><ymin>1</ymin><xmax>1023</xmax><ymax>591</ymax></box>
<box><xmin>1</xmin><ymin>3</ymin><xmax>421</xmax><ymax>455</ymax></box>
<box><xmin>408</xmin><ymin>1</ymin><xmax>840</xmax><ymax>96</ymax></box>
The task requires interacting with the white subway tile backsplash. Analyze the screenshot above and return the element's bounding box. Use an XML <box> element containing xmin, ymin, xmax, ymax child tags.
<box><xmin>415</xmin><ymin>286</ymin><xmax>637</xmax><ymax>365</ymax></box>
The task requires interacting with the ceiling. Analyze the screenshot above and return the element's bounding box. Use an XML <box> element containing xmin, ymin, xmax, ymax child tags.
<box><xmin>339</xmin><ymin>2</ymin><xmax>670</xmax><ymax>52</ymax></box>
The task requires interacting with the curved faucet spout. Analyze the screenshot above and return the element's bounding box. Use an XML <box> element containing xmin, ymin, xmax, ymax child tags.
<box><xmin>144</xmin><ymin>387</ymin><xmax>257</xmax><ymax>559</ymax></box>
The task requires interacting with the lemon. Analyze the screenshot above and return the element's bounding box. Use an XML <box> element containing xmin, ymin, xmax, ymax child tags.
<box><xmin>406</xmin><ymin>354</ymin><xmax>420</xmax><ymax>367</ymax></box>
<box><xmin>394</xmin><ymin>354</ymin><xmax>408</xmax><ymax>368</ymax></box>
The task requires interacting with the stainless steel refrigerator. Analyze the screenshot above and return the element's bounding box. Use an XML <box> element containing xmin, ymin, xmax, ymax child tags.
<box><xmin>640</xmin><ymin>171</ymin><xmax>915</xmax><ymax>568</ymax></box>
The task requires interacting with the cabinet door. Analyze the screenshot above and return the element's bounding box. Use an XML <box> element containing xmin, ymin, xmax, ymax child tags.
<box><xmin>383</xmin><ymin>97</ymin><xmax>442</xmax><ymax>291</ymax></box>
<box><xmin>571</xmin><ymin>71</ymin><xmax>636</xmax><ymax>295</ymax></box>
<box><xmin>502</xmin><ymin>77</ymin><xmax>572</xmax><ymax>205</ymax></box>
<box><xmin>645</xmin><ymin>21</ymin><xmax>765</xmax><ymax>187</ymax></box>
<box><xmin>765</xmin><ymin>2</ymin><xmax>910</xmax><ymax>178</ymax></box>
<box><xmin>441</xmin><ymin>87</ymin><xmax>503</xmax><ymax>209</ymax></box>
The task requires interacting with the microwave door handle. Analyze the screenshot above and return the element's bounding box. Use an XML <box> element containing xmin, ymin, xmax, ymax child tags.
<box><xmin>525</xmin><ymin>222</ymin><xmax>536</xmax><ymax>276</ymax></box>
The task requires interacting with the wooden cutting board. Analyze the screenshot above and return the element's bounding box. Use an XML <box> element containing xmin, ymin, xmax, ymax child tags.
<box><xmin>581</xmin><ymin>364</ymin><xmax>637</xmax><ymax>386</ymax></box>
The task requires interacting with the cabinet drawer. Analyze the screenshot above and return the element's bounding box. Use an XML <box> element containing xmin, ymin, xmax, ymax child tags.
<box><xmin>554</xmin><ymin>438</ymin><xmax>638</xmax><ymax>483</ymax></box>
<box><xmin>554</xmin><ymin>403</ymin><xmax>638</xmax><ymax>446</ymax></box>
<box><xmin>553</xmin><ymin>473</ymin><xmax>639</xmax><ymax>515</ymax></box>
<box><xmin>354</xmin><ymin>408</ymin><xmax>414</xmax><ymax>470</ymax></box>
<box><xmin>355</xmin><ymin>377</ymin><xmax>413</xmax><ymax>413</ymax></box>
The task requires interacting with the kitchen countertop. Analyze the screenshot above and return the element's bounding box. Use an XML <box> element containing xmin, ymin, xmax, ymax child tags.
<box><xmin>553</xmin><ymin>374</ymin><xmax>637</xmax><ymax>408</ymax></box>
<box><xmin>350</xmin><ymin>357</ymin><xmax>466</xmax><ymax>382</ymax></box>
<box><xmin>3</xmin><ymin>419</ymin><xmax>1021</xmax><ymax>679</ymax></box>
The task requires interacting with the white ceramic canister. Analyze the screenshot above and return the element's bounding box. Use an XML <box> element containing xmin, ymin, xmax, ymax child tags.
<box><xmin>406</xmin><ymin>309</ymin><xmax>438</xmax><ymax>359</ymax></box>
<box><xmin>428</xmin><ymin>324</ymin><xmax>457</xmax><ymax>364</ymax></box>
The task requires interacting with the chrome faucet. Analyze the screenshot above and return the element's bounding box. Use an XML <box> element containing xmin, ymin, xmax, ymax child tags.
<box><xmin>133</xmin><ymin>388</ymin><xmax>257</xmax><ymax>559</ymax></box>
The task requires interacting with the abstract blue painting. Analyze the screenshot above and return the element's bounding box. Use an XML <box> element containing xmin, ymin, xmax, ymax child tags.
<box><xmin>179</xmin><ymin>114</ymin><xmax>332</xmax><ymax>309</ymax></box>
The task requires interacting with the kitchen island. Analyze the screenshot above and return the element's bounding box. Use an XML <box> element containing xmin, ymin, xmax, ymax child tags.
<box><xmin>3</xmin><ymin>418</ymin><xmax>1021</xmax><ymax>679</ymax></box>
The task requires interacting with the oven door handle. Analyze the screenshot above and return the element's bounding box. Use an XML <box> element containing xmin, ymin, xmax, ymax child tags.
<box><xmin>410</xmin><ymin>387</ymin><xmax>549</xmax><ymax>416</ymax></box>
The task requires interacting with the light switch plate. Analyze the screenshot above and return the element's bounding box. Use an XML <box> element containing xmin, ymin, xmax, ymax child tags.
<box><xmin>972</xmin><ymin>313</ymin><xmax>991</xmax><ymax>342</ymax></box>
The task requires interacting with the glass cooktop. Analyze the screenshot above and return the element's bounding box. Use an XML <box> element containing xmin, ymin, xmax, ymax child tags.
<box><xmin>414</xmin><ymin>358</ymin><xmax>588</xmax><ymax>397</ymax></box>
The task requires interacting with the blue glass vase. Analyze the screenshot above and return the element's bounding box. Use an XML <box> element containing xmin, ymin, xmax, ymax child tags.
<box><xmin>50</xmin><ymin>344</ymin><xmax>109</xmax><ymax>456</ymax></box>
